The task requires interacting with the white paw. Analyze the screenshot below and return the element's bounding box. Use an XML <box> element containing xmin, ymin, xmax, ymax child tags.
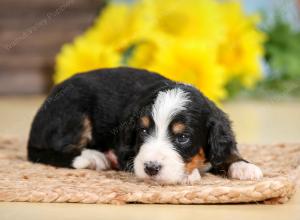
<box><xmin>228</xmin><ymin>161</ymin><xmax>263</xmax><ymax>180</ymax></box>
<box><xmin>72</xmin><ymin>149</ymin><xmax>110</xmax><ymax>171</ymax></box>
<box><xmin>181</xmin><ymin>169</ymin><xmax>201</xmax><ymax>184</ymax></box>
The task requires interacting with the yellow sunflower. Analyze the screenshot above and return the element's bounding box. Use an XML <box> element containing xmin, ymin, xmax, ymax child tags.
<box><xmin>54</xmin><ymin>0</ymin><xmax>265</xmax><ymax>102</ymax></box>
<box><xmin>218</xmin><ymin>2</ymin><xmax>266</xmax><ymax>87</ymax></box>
<box><xmin>54</xmin><ymin>37</ymin><xmax>120</xmax><ymax>83</ymax></box>
<box><xmin>148</xmin><ymin>40</ymin><xmax>226</xmax><ymax>103</ymax></box>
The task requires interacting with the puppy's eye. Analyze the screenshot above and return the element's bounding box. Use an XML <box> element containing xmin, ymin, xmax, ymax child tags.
<box><xmin>140</xmin><ymin>128</ymin><xmax>149</xmax><ymax>135</ymax></box>
<box><xmin>176</xmin><ymin>134</ymin><xmax>190</xmax><ymax>144</ymax></box>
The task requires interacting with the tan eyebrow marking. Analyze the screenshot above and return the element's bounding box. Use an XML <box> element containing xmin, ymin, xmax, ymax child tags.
<box><xmin>185</xmin><ymin>148</ymin><xmax>206</xmax><ymax>174</ymax></box>
<box><xmin>140</xmin><ymin>116</ymin><xmax>150</xmax><ymax>128</ymax></box>
<box><xmin>172</xmin><ymin>122</ymin><xmax>186</xmax><ymax>134</ymax></box>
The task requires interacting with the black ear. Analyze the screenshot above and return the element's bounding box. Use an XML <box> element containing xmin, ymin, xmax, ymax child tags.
<box><xmin>205</xmin><ymin>110</ymin><xmax>242</xmax><ymax>174</ymax></box>
<box><xmin>118</xmin><ymin>113</ymin><xmax>138</xmax><ymax>149</ymax></box>
<box><xmin>115</xmin><ymin>103</ymin><xmax>139</xmax><ymax>171</ymax></box>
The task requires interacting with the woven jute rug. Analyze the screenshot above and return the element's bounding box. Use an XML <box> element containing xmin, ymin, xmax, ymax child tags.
<box><xmin>0</xmin><ymin>136</ymin><xmax>299</xmax><ymax>204</ymax></box>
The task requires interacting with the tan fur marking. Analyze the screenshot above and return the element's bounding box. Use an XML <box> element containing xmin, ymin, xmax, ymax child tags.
<box><xmin>185</xmin><ymin>148</ymin><xmax>206</xmax><ymax>174</ymax></box>
<box><xmin>78</xmin><ymin>116</ymin><xmax>92</xmax><ymax>148</ymax></box>
<box><xmin>172</xmin><ymin>122</ymin><xmax>186</xmax><ymax>134</ymax></box>
<box><xmin>140</xmin><ymin>116</ymin><xmax>150</xmax><ymax>128</ymax></box>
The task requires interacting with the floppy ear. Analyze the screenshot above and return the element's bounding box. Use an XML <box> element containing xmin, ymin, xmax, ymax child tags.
<box><xmin>205</xmin><ymin>111</ymin><xmax>243</xmax><ymax>174</ymax></box>
<box><xmin>115</xmin><ymin>92</ymin><xmax>155</xmax><ymax>171</ymax></box>
<box><xmin>115</xmin><ymin>103</ymin><xmax>140</xmax><ymax>171</ymax></box>
<box><xmin>118</xmin><ymin>114</ymin><xmax>137</xmax><ymax>149</ymax></box>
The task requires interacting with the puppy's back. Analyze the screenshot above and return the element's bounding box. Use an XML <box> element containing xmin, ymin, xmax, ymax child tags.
<box><xmin>27</xmin><ymin>67</ymin><xmax>170</xmax><ymax>167</ymax></box>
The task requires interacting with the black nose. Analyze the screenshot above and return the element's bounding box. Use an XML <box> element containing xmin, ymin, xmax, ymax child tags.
<box><xmin>144</xmin><ymin>161</ymin><xmax>162</xmax><ymax>176</ymax></box>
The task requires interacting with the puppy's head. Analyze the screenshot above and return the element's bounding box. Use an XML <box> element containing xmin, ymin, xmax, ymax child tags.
<box><xmin>119</xmin><ymin>85</ymin><xmax>235</xmax><ymax>184</ymax></box>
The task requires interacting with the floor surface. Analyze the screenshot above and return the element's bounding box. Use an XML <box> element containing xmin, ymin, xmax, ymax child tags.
<box><xmin>0</xmin><ymin>96</ymin><xmax>299</xmax><ymax>220</ymax></box>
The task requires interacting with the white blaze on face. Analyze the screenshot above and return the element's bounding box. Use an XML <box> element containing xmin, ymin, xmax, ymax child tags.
<box><xmin>134</xmin><ymin>88</ymin><xmax>191</xmax><ymax>183</ymax></box>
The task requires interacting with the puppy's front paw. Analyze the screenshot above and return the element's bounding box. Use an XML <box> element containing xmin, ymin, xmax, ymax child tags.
<box><xmin>181</xmin><ymin>169</ymin><xmax>201</xmax><ymax>184</ymax></box>
<box><xmin>72</xmin><ymin>149</ymin><xmax>110</xmax><ymax>171</ymax></box>
<box><xmin>228</xmin><ymin>161</ymin><xmax>263</xmax><ymax>180</ymax></box>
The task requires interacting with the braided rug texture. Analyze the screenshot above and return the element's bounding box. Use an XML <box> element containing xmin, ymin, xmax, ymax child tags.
<box><xmin>0</xmin><ymin>136</ymin><xmax>299</xmax><ymax>204</ymax></box>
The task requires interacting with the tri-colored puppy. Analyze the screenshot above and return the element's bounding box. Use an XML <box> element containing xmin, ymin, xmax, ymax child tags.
<box><xmin>28</xmin><ymin>67</ymin><xmax>263</xmax><ymax>184</ymax></box>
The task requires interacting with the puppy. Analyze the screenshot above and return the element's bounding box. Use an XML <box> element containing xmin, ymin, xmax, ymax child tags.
<box><xmin>28</xmin><ymin>67</ymin><xmax>263</xmax><ymax>184</ymax></box>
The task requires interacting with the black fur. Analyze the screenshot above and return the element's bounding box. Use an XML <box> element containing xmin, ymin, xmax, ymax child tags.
<box><xmin>28</xmin><ymin>67</ymin><xmax>244</xmax><ymax>176</ymax></box>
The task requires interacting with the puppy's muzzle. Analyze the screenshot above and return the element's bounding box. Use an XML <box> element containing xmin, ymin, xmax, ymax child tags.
<box><xmin>144</xmin><ymin>161</ymin><xmax>162</xmax><ymax>176</ymax></box>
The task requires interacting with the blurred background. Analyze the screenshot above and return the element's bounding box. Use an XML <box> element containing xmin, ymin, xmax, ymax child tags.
<box><xmin>0</xmin><ymin>0</ymin><xmax>300</xmax><ymax>144</ymax></box>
